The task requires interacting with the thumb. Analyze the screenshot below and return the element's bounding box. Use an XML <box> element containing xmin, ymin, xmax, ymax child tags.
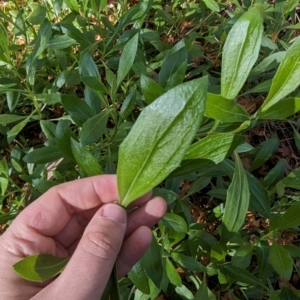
<box><xmin>52</xmin><ymin>204</ymin><xmax>126</xmax><ymax>300</ymax></box>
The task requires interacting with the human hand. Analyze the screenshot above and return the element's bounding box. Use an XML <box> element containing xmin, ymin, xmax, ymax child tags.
<box><xmin>0</xmin><ymin>175</ymin><xmax>167</xmax><ymax>300</ymax></box>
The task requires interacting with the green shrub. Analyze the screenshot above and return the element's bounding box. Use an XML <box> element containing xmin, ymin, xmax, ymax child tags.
<box><xmin>1</xmin><ymin>0</ymin><xmax>300</xmax><ymax>299</ymax></box>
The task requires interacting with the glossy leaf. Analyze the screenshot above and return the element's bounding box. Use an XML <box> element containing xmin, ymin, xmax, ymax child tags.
<box><xmin>282</xmin><ymin>167</ymin><xmax>300</xmax><ymax>189</ymax></box>
<box><xmin>256</xmin><ymin>97</ymin><xmax>300</xmax><ymax>120</ymax></box>
<box><xmin>221</xmin><ymin>7</ymin><xmax>263</xmax><ymax>99</ymax></box>
<box><xmin>205</xmin><ymin>93</ymin><xmax>249</xmax><ymax>122</ymax></box>
<box><xmin>71</xmin><ymin>139</ymin><xmax>103</xmax><ymax>176</ymax></box>
<box><xmin>62</xmin><ymin>95</ymin><xmax>94</xmax><ymax>126</ymax></box>
<box><xmin>128</xmin><ymin>261</ymin><xmax>150</xmax><ymax>294</ymax></box>
<box><xmin>222</xmin><ymin>159</ymin><xmax>271</xmax><ymax>217</ymax></box>
<box><xmin>171</xmin><ymin>252</ymin><xmax>206</xmax><ymax>272</ymax></box>
<box><xmin>23</xmin><ymin>146</ymin><xmax>63</xmax><ymax>164</ymax></box>
<box><xmin>80</xmin><ymin>111</ymin><xmax>109</xmax><ymax>146</ymax></box>
<box><xmin>117</xmin><ymin>77</ymin><xmax>207</xmax><ymax>207</ymax></box>
<box><xmin>272</xmin><ymin>203</ymin><xmax>300</xmax><ymax>230</ymax></box>
<box><xmin>222</xmin><ymin>152</ymin><xmax>250</xmax><ymax>241</ymax></box>
<box><xmin>263</xmin><ymin>159</ymin><xmax>286</xmax><ymax>188</ymax></box>
<box><xmin>28</xmin><ymin>5</ymin><xmax>47</xmax><ymax>25</ymax></box>
<box><xmin>0</xmin><ymin>114</ymin><xmax>27</xmax><ymax>125</ymax></box>
<box><xmin>249</xmin><ymin>137</ymin><xmax>279</xmax><ymax>171</ymax></box>
<box><xmin>165</xmin><ymin>257</ymin><xmax>182</xmax><ymax>287</ymax></box>
<box><xmin>13</xmin><ymin>254</ymin><xmax>70</xmax><ymax>282</ymax></box>
<box><xmin>48</xmin><ymin>35</ymin><xmax>77</xmax><ymax>49</ymax></box>
<box><xmin>159</xmin><ymin>213</ymin><xmax>187</xmax><ymax>234</ymax></box>
<box><xmin>232</xmin><ymin>244</ymin><xmax>253</xmax><ymax>269</ymax></box>
<box><xmin>259</xmin><ymin>37</ymin><xmax>300</xmax><ymax>112</ymax></box>
<box><xmin>158</xmin><ymin>41</ymin><xmax>188</xmax><ymax>90</ymax></box>
<box><xmin>141</xmin><ymin>236</ymin><xmax>163</xmax><ymax>289</ymax></box>
<box><xmin>203</xmin><ymin>0</ymin><xmax>220</xmax><ymax>12</ymax></box>
<box><xmin>140</xmin><ymin>75</ymin><xmax>165</xmax><ymax>104</ymax></box>
<box><xmin>55</xmin><ymin>120</ymin><xmax>76</xmax><ymax>160</ymax></box>
<box><xmin>269</xmin><ymin>240</ymin><xmax>293</xmax><ymax>280</ymax></box>
<box><xmin>184</xmin><ymin>133</ymin><xmax>244</xmax><ymax>164</ymax></box>
<box><xmin>117</xmin><ymin>33</ymin><xmax>139</xmax><ymax>87</ymax></box>
<box><xmin>222</xmin><ymin>265</ymin><xmax>266</xmax><ymax>289</ymax></box>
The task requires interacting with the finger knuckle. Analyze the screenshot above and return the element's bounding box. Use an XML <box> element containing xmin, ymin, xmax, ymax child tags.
<box><xmin>82</xmin><ymin>230</ymin><xmax>117</xmax><ymax>260</ymax></box>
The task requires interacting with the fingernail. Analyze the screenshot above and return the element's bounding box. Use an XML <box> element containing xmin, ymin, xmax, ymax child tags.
<box><xmin>102</xmin><ymin>204</ymin><xmax>126</xmax><ymax>224</ymax></box>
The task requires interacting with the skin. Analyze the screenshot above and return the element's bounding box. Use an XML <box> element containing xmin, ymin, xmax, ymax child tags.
<box><xmin>0</xmin><ymin>175</ymin><xmax>167</xmax><ymax>299</ymax></box>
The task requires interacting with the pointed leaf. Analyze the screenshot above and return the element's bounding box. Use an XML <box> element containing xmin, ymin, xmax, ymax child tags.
<box><xmin>71</xmin><ymin>139</ymin><xmax>103</xmax><ymax>176</ymax></box>
<box><xmin>23</xmin><ymin>146</ymin><xmax>63</xmax><ymax>164</ymax></box>
<box><xmin>221</xmin><ymin>7</ymin><xmax>263</xmax><ymax>99</ymax></box>
<box><xmin>141</xmin><ymin>75</ymin><xmax>165</xmax><ymax>104</ymax></box>
<box><xmin>269</xmin><ymin>240</ymin><xmax>293</xmax><ymax>280</ymax></box>
<box><xmin>80</xmin><ymin>111</ymin><xmax>109</xmax><ymax>146</ymax></box>
<box><xmin>221</xmin><ymin>152</ymin><xmax>250</xmax><ymax>241</ymax></box>
<box><xmin>165</xmin><ymin>257</ymin><xmax>182</xmax><ymax>287</ymax></box>
<box><xmin>117</xmin><ymin>77</ymin><xmax>207</xmax><ymax>207</ymax></box>
<box><xmin>260</xmin><ymin>37</ymin><xmax>300</xmax><ymax>112</ymax></box>
<box><xmin>205</xmin><ymin>93</ymin><xmax>249</xmax><ymax>122</ymax></box>
<box><xmin>257</xmin><ymin>97</ymin><xmax>300</xmax><ymax>119</ymax></box>
<box><xmin>13</xmin><ymin>254</ymin><xmax>70</xmax><ymax>282</ymax></box>
<box><xmin>184</xmin><ymin>133</ymin><xmax>244</xmax><ymax>164</ymax></box>
<box><xmin>117</xmin><ymin>33</ymin><xmax>139</xmax><ymax>86</ymax></box>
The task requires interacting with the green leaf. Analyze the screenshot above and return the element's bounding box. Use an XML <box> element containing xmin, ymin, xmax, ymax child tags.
<box><xmin>7</xmin><ymin>116</ymin><xmax>31</xmax><ymax>143</ymax></box>
<box><xmin>64</xmin><ymin>0</ymin><xmax>79</xmax><ymax>12</ymax></box>
<box><xmin>13</xmin><ymin>254</ymin><xmax>69</xmax><ymax>282</ymax></box>
<box><xmin>259</xmin><ymin>37</ymin><xmax>300</xmax><ymax>112</ymax></box>
<box><xmin>249</xmin><ymin>137</ymin><xmax>279</xmax><ymax>171</ymax></box>
<box><xmin>140</xmin><ymin>75</ymin><xmax>165</xmax><ymax>104</ymax></box>
<box><xmin>35</xmin><ymin>93</ymin><xmax>61</xmax><ymax>105</ymax></box>
<box><xmin>0</xmin><ymin>114</ymin><xmax>27</xmax><ymax>125</ymax></box>
<box><xmin>117</xmin><ymin>77</ymin><xmax>207</xmax><ymax>207</ymax></box>
<box><xmin>263</xmin><ymin>159</ymin><xmax>286</xmax><ymax>188</ymax></box>
<box><xmin>221</xmin><ymin>7</ymin><xmax>263</xmax><ymax>99</ymax></box>
<box><xmin>128</xmin><ymin>261</ymin><xmax>150</xmax><ymax>294</ymax></box>
<box><xmin>55</xmin><ymin>120</ymin><xmax>76</xmax><ymax>160</ymax></box>
<box><xmin>269</xmin><ymin>240</ymin><xmax>293</xmax><ymax>280</ymax></box>
<box><xmin>184</xmin><ymin>133</ymin><xmax>243</xmax><ymax>164</ymax></box>
<box><xmin>195</xmin><ymin>274</ymin><xmax>216</xmax><ymax>300</ymax></box>
<box><xmin>26</xmin><ymin>19</ymin><xmax>52</xmax><ymax>85</ymax></box>
<box><xmin>272</xmin><ymin>203</ymin><xmax>300</xmax><ymax>230</ymax></box>
<box><xmin>48</xmin><ymin>35</ymin><xmax>77</xmax><ymax>49</ymax></box>
<box><xmin>171</xmin><ymin>252</ymin><xmax>206</xmax><ymax>272</ymax></box>
<box><xmin>23</xmin><ymin>146</ymin><xmax>63</xmax><ymax>164</ymax></box>
<box><xmin>175</xmin><ymin>285</ymin><xmax>194</xmax><ymax>300</ymax></box>
<box><xmin>232</xmin><ymin>244</ymin><xmax>253</xmax><ymax>269</ymax></box>
<box><xmin>222</xmin><ymin>152</ymin><xmax>250</xmax><ymax>241</ymax></box>
<box><xmin>222</xmin><ymin>265</ymin><xmax>266</xmax><ymax>289</ymax></box>
<box><xmin>62</xmin><ymin>95</ymin><xmax>94</xmax><ymax>126</ymax></box>
<box><xmin>79</xmin><ymin>52</ymin><xmax>100</xmax><ymax>79</ymax></box>
<box><xmin>283</xmin><ymin>167</ymin><xmax>300</xmax><ymax>189</ymax></box>
<box><xmin>158</xmin><ymin>41</ymin><xmax>188</xmax><ymax>90</ymax></box>
<box><xmin>256</xmin><ymin>97</ymin><xmax>300</xmax><ymax>120</ymax></box>
<box><xmin>203</xmin><ymin>0</ymin><xmax>220</xmax><ymax>12</ymax></box>
<box><xmin>165</xmin><ymin>257</ymin><xmax>182</xmax><ymax>287</ymax></box>
<box><xmin>6</xmin><ymin>91</ymin><xmax>20</xmax><ymax>112</ymax></box>
<box><xmin>159</xmin><ymin>213</ymin><xmax>187</xmax><ymax>234</ymax></box>
<box><xmin>28</xmin><ymin>5</ymin><xmax>47</xmax><ymax>25</ymax></box>
<box><xmin>205</xmin><ymin>93</ymin><xmax>249</xmax><ymax>122</ymax></box>
<box><xmin>80</xmin><ymin>111</ymin><xmax>109</xmax><ymax>146</ymax></box>
<box><xmin>141</xmin><ymin>235</ymin><xmax>163</xmax><ymax>289</ymax></box>
<box><xmin>81</xmin><ymin>76</ymin><xmax>109</xmax><ymax>94</ymax></box>
<box><xmin>211</xmin><ymin>242</ymin><xmax>227</xmax><ymax>263</ymax></box>
<box><xmin>222</xmin><ymin>159</ymin><xmax>271</xmax><ymax>217</ymax></box>
<box><xmin>71</xmin><ymin>139</ymin><xmax>103</xmax><ymax>176</ymax></box>
<box><xmin>40</xmin><ymin>120</ymin><xmax>56</xmax><ymax>140</ymax></box>
<box><xmin>117</xmin><ymin>32</ymin><xmax>139</xmax><ymax>87</ymax></box>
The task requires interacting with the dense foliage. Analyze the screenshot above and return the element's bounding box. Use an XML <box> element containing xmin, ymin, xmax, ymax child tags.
<box><xmin>1</xmin><ymin>0</ymin><xmax>300</xmax><ymax>299</ymax></box>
